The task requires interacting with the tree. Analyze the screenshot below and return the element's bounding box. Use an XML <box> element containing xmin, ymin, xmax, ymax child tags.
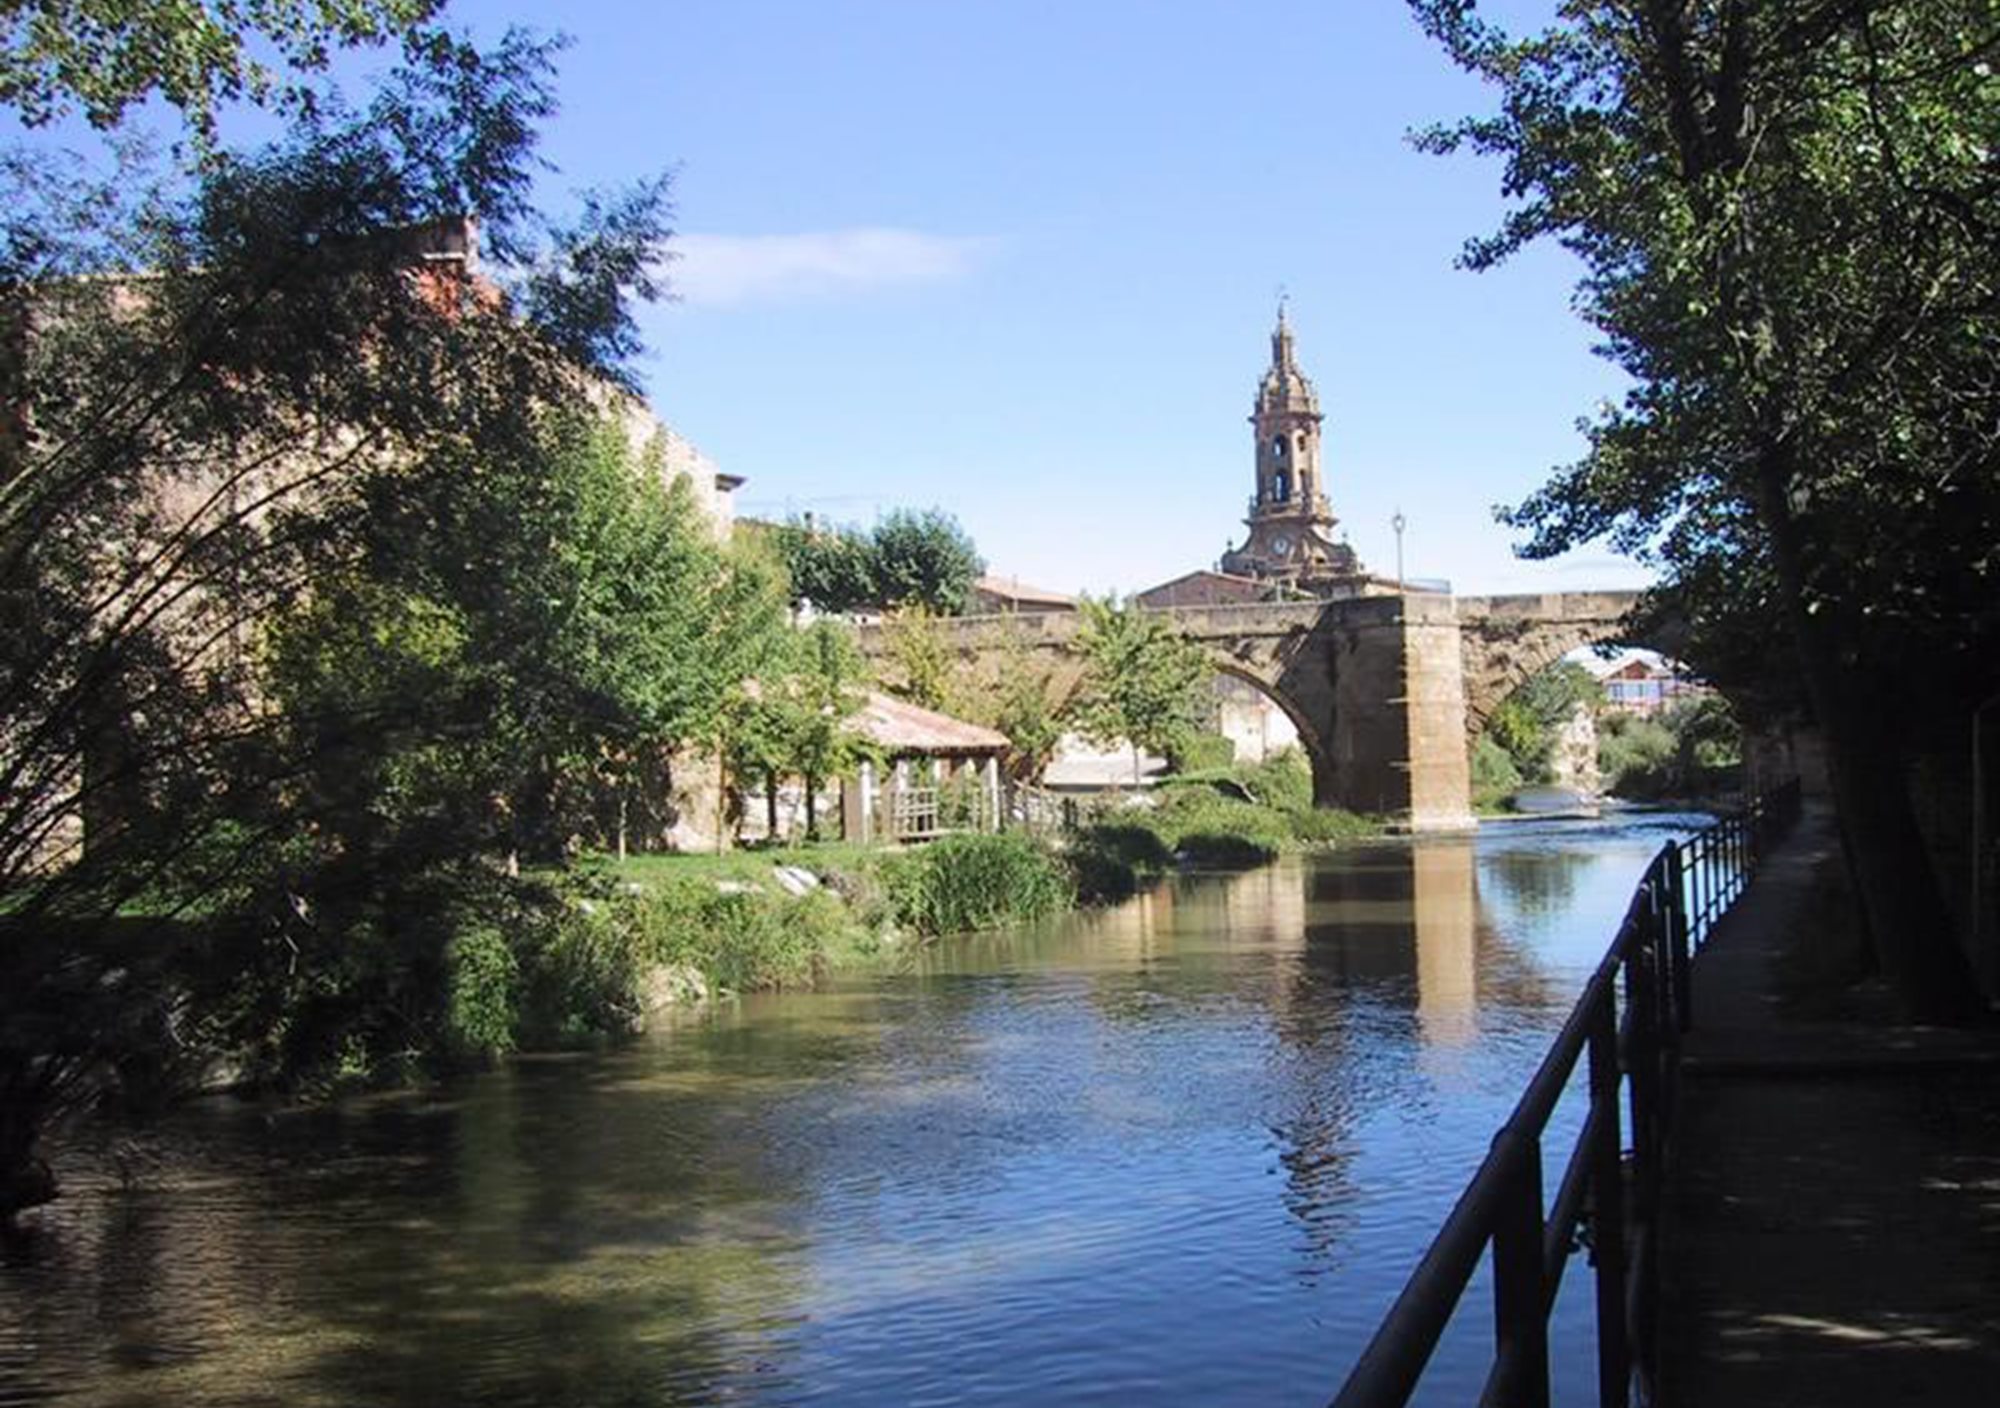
<box><xmin>269</xmin><ymin>414</ymin><xmax>772</xmax><ymax>862</ymax></box>
<box><xmin>1070</xmin><ymin>596</ymin><xmax>1212</xmax><ymax>783</ymax></box>
<box><xmin>1411</xmin><ymin>0</ymin><xmax>1999</xmax><ymax>1018</ymax></box>
<box><xmin>0</xmin><ymin>32</ymin><xmax>693</xmax><ymax>1212</ymax></box>
<box><xmin>879</xmin><ymin>605</ymin><xmax>959</xmax><ymax>712</ymax></box>
<box><xmin>868</xmin><ymin>508</ymin><xmax>983</xmax><ymax>615</ymax></box>
<box><xmin>0</xmin><ymin>0</ymin><xmax>443</xmax><ymax>139</ymax></box>
<box><xmin>737</xmin><ymin>620</ymin><xmax>872</xmax><ymax>839</ymax></box>
<box><xmin>773</xmin><ymin>507</ymin><xmax>984</xmax><ymax>616</ymax></box>
<box><xmin>772</xmin><ymin>518</ymin><xmax>876</xmax><ymax>614</ymax></box>
<box><xmin>985</xmin><ymin>633</ymin><xmax>1067</xmax><ymax>782</ymax></box>
<box><xmin>1488</xmin><ymin>661</ymin><xmax>1604</xmax><ymax>784</ymax></box>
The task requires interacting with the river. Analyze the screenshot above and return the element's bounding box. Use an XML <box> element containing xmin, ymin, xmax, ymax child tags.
<box><xmin>1</xmin><ymin>812</ymin><xmax>1708</xmax><ymax>1407</ymax></box>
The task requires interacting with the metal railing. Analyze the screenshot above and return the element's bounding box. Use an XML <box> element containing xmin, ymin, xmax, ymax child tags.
<box><xmin>1329</xmin><ymin>779</ymin><xmax>1803</xmax><ymax>1408</ymax></box>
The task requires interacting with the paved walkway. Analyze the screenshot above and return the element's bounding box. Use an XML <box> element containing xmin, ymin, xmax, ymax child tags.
<box><xmin>1659</xmin><ymin>804</ymin><xmax>2000</xmax><ymax>1406</ymax></box>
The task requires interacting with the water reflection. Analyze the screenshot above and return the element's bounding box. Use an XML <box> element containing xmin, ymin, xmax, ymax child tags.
<box><xmin>4</xmin><ymin>816</ymin><xmax>1703</xmax><ymax>1408</ymax></box>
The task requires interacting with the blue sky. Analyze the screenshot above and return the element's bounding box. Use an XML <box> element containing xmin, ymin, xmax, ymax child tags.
<box><xmin>37</xmin><ymin>0</ymin><xmax>1655</xmax><ymax>598</ymax></box>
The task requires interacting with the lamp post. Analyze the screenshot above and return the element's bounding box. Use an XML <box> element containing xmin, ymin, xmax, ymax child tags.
<box><xmin>1391</xmin><ymin>509</ymin><xmax>1407</xmax><ymax>593</ymax></box>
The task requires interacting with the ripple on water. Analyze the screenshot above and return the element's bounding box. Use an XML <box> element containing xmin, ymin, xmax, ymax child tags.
<box><xmin>5</xmin><ymin>820</ymin><xmax>1699</xmax><ymax>1406</ymax></box>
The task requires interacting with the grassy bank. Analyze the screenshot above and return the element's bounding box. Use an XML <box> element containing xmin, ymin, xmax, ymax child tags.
<box><xmin>526</xmin><ymin>752</ymin><xmax>1382</xmax><ymax>1042</ymax></box>
<box><xmin>519</xmin><ymin>833</ymin><xmax>1082</xmax><ymax>1039</ymax></box>
<box><xmin>1080</xmin><ymin>751</ymin><xmax>1380</xmax><ymax>870</ymax></box>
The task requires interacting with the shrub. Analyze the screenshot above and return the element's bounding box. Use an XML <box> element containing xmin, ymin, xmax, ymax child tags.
<box><xmin>1239</xmin><ymin>748</ymin><xmax>1314</xmax><ymax>811</ymax></box>
<box><xmin>444</xmin><ymin>923</ymin><xmax>518</xmax><ymax>1059</ymax></box>
<box><xmin>1064</xmin><ymin>822</ymin><xmax>1175</xmax><ymax>903</ymax></box>
<box><xmin>1168</xmin><ymin>730</ymin><xmax>1237</xmax><ymax>773</ymax></box>
<box><xmin>1471</xmin><ymin>734</ymin><xmax>1525</xmax><ymax>810</ymax></box>
<box><xmin>1599</xmin><ymin>714</ymin><xmax>1677</xmax><ymax>799</ymax></box>
<box><xmin>513</xmin><ymin>893</ymin><xmax>649</xmax><ymax>1048</ymax></box>
<box><xmin>880</xmin><ymin>832</ymin><xmax>1074</xmax><ymax>936</ymax></box>
<box><xmin>1285</xmin><ymin>806</ymin><xmax>1375</xmax><ymax>845</ymax></box>
<box><xmin>1151</xmin><ymin>791</ymin><xmax>1290</xmax><ymax>867</ymax></box>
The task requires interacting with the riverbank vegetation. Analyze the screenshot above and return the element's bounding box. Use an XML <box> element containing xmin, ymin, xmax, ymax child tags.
<box><xmin>1470</xmin><ymin>662</ymin><xmax>1744</xmax><ymax>812</ymax></box>
<box><xmin>0</xmin><ymin>18</ymin><xmax>923</xmax><ymax>1216</ymax></box>
<box><xmin>1596</xmin><ymin>698</ymin><xmax>1742</xmax><ymax>803</ymax></box>
<box><xmin>1079</xmin><ymin>750</ymin><xmax>1379</xmax><ymax>869</ymax></box>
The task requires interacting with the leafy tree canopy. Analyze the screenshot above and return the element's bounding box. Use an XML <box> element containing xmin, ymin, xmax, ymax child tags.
<box><xmin>1070</xmin><ymin>595</ymin><xmax>1212</xmax><ymax>767</ymax></box>
<box><xmin>0</xmin><ymin>30</ymin><xmax>706</xmax><ymax>1205</ymax></box>
<box><xmin>0</xmin><ymin>0</ymin><xmax>444</xmax><ymax>139</ymax></box>
<box><xmin>773</xmin><ymin>507</ymin><xmax>984</xmax><ymax>616</ymax></box>
<box><xmin>1411</xmin><ymin>0</ymin><xmax>1997</xmax><ymax>1017</ymax></box>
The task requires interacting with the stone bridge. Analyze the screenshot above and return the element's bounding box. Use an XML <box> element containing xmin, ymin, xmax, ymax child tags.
<box><xmin>858</xmin><ymin>589</ymin><xmax>1653</xmax><ymax>831</ymax></box>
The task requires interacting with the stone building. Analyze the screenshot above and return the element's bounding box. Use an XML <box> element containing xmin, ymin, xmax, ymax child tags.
<box><xmin>1135</xmin><ymin>304</ymin><xmax>1398</xmax><ymax>612</ymax></box>
<box><xmin>968</xmin><ymin>574</ymin><xmax>1077</xmax><ymax>614</ymax></box>
<box><xmin>1132</xmin><ymin>569</ymin><xmax>1270</xmax><ymax>610</ymax></box>
<box><xmin>1218</xmin><ymin>304</ymin><xmax>1364</xmax><ymax>591</ymax></box>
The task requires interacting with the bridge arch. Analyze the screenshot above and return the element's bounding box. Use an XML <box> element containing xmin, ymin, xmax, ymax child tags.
<box><xmin>1455</xmin><ymin>593</ymin><xmax>1667</xmax><ymax>745</ymax></box>
<box><xmin>1206</xmin><ymin>659</ymin><xmax>1341</xmax><ymax>809</ymax></box>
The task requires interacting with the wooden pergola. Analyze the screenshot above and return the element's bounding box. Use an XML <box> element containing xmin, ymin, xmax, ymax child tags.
<box><xmin>841</xmin><ymin>692</ymin><xmax>1009</xmax><ymax>843</ymax></box>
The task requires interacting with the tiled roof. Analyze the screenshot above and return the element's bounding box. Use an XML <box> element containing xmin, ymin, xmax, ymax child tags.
<box><xmin>845</xmin><ymin>691</ymin><xmax>1009</xmax><ymax>755</ymax></box>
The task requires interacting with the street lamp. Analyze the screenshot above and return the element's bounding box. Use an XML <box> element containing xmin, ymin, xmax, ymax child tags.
<box><xmin>1391</xmin><ymin>509</ymin><xmax>1407</xmax><ymax>593</ymax></box>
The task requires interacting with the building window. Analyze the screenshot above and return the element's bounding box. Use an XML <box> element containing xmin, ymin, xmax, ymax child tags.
<box><xmin>1274</xmin><ymin>471</ymin><xmax>1290</xmax><ymax>503</ymax></box>
<box><xmin>1273</xmin><ymin>437</ymin><xmax>1286</xmax><ymax>459</ymax></box>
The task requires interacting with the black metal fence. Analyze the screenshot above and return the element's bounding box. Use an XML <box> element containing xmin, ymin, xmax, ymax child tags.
<box><xmin>1328</xmin><ymin>780</ymin><xmax>1804</xmax><ymax>1408</ymax></box>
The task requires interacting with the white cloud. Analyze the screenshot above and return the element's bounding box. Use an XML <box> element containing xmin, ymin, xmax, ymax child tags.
<box><xmin>670</xmin><ymin>228</ymin><xmax>995</xmax><ymax>307</ymax></box>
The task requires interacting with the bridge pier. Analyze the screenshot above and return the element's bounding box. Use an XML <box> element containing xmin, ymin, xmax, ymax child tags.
<box><xmin>1325</xmin><ymin>595</ymin><xmax>1477</xmax><ymax>833</ymax></box>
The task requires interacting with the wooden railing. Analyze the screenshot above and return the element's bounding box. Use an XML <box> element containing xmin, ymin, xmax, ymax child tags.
<box><xmin>890</xmin><ymin>787</ymin><xmax>942</xmax><ymax>841</ymax></box>
<box><xmin>1328</xmin><ymin>780</ymin><xmax>1803</xmax><ymax>1408</ymax></box>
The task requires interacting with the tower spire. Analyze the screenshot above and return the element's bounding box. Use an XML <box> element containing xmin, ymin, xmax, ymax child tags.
<box><xmin>1272</xmin><ymin>288</ymin><xmax>1294</xmax><ymax>370</ymax></box>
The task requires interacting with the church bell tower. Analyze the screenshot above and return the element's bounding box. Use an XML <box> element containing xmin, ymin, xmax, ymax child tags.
<box><xmin>1220</xmin><ymin>302</ymin><xmax>1359</xmax><ymax>588</ymax></box>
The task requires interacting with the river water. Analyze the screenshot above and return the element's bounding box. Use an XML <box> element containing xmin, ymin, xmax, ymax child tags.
<box><xmin>2</xmin><ymin>813</ymin><xmax>1706</xmax><ymax>1407</ymax></box>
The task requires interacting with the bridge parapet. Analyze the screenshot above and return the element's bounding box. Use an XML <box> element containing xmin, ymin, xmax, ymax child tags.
<box><xmin>1455</xmin><ymin>590</ymin><xmax>1644</xmax><ymax>625</ymax></box>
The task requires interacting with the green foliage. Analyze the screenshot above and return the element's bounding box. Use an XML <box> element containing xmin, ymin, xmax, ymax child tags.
<box><xmin>1070</xmin><ymin>595</ymin><xmax>1212</xmax><ymax>766</ymax></box>
<box><xmin>879</xmin><ymin>605</ymin><xmax>960</xmax><ymax>712</ymax></box>
<box><xmin>1484</xmin><ymin>662</ymin><xmax>1603</xmax><ymax>786</ymax></box>
<box><xmin>0</xmin><ymin>0</ymin><xmax>443</xmax><ymax>139</ymax></box>
<box><xmin>1168</xmin><ymin>730</ymin><xmax>1237</xmax><ymax>774</ymax></box>
<box><xmin>506</xmin><ymin>889</ymin><xmax>648</xmax><ymax>1048</ymax></box>
<box><xmin>1239</xmin><ymin>748</ymin><xmax>1315</xmax><ymax>812</ymax></box>
<box><xmin>774</xmin><ymin>520</ymin><xmax>879</xmax><ymax>615</ymax></box>
<box><xmin>1286</xmin><ymin>806</ymin><xmax>1379</xmax><ymax>845</ymax></box>
<box><xmin>723</xmin><ymin>616</ymin><xmax>873</xmax><ymax>839</ymax></box>
<box><xmin>1598</xmin><ymin>697</ymin><xmax>1742</xmax><ymax>801</ymax></box>
<box><xmin>894</xmin><ymin>617</ymin><xmax>1067</xmax><ymax>781</ymax></box>
<box><xmin>986</xmin><ymin>643</ymin><xmax>1067</xmax><ymax>781</ymax></box>
<box><xmin>774</xmin><ymin>508</ymin><xmax>984</xmax><ymax>616</ymax></box>
<box><xmin>1470</xmin><ymin>734</ymin><xmax>1526</xmax><ymax>811</ymax></box>
<box><xmin>879</xmin><ymin>833</ymin><xmax>1074</xmax><ymax>936</ymax></box>
<box><xmin>1598</xmin><ymin>714</ymin><xmax>1679</xmax><ymax>801</ymax></box>
<box><xmin>1411</xmin><ymin>1</ymin><xmax>1994</xmax><ymax>1014</ymax></box>
<box><xmin>509</xmin><ymin>871</ymin><xmax>867</xmax><ymax>1047</ymax></box>
<box><xmin>267</xmin><ymin>412</ymin><xmax>771</xmax><ymax>866</ymax></box>
<box><xmin>445</xmin><ymin>924</ymin><xmax>519</xmax><ymax>1061</ymax></box>
<box><xmin>870</xmin><ymin>508</ymin><xmax>985</xmax><ymax>616</ymax></box>
<box><xmin>1066</xmin><ymin>821</ymin><xmax>1174</xmax><ymax>876</ymax></box>
<box><xmin>623</xmin><ymin>881</ymin><xmax>832</xmax><ymax>994</ymax></box>
<box><xmin>1061</xmin><ymin>822</ymin><xmax>1170</xmax><ymax>905</ymax></box>
<box><xmin>1150</xmin><ymin>790</ymin><xmax>1292</xmax><ymax>867</ymax></box>
<box><xmin>1096</xmin><ymin>748</ymin><xmax>1370</xmax><ymax>862</ymax></box>
<box><xmin>0</xmin><ymin>26</ymin><xmax>730</xmax><ymax>1196</ymax></box>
